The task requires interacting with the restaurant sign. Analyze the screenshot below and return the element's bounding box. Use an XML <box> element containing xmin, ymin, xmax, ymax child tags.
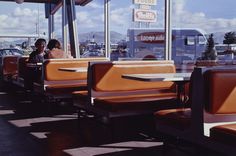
<box><xmin>136</xmin><ymin>32</ymin><xmax>175</xmax><ymax>43</ymax></box>
<box><xmin>134</xmin><ymin>0</ymin><xmax>157</xmax><ymax>5</ymax></box>
<box><xmin>140</xmin><ymin>4</ymin><xmax>151</xmax><ymax>10</ymax></box>
<box><xmin>134</xmin><ymin>9</ymin><xmax>157</xmax><ymax>23</ymax></box>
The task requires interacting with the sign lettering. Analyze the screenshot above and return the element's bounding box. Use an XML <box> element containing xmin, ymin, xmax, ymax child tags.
<box><xmin>134</xmin><ymin>9</ymin><xmax>157</xmax><ymax>23</ymax></box>
<box><xmin>134</xmin><ymin>0</ymin><xmax>157</xmax><ymax>5</ymax></box>
<box><xmin>136</xmin><ymin>32</ymin><xmax>175</xmax><ymax>43</ymax></box>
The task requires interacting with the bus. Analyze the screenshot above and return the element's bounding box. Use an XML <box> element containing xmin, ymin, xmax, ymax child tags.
<box><xmin>127</xmin><ymin>28</ymin><xmax>207</xmax><ymax>64</ymax></box>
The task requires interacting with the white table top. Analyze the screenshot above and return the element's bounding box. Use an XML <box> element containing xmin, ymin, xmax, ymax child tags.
<box><xmin>122</xmin><ymin>73</ymin><xmax>191</xmax><ymax>82</ymax></box>
<box><xmin>26</xmin><ymin>62</ymin><xmax>42</xmax><ymax>67</ymax></box>
<box><xmin>58</xmin><ymin>67</ymin><xmax>87</xmax><ymax>72</ymax></box>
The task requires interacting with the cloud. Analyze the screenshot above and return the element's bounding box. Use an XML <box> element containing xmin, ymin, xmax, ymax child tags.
<box><xmin>109</xmin><ymin>7</ymin><xmax>135</xmax><ymax>34</ymax></box>
<box><xmin>0</xmin><ymin>15</ymin><xmax>9</xmax><ymax>28</ymax></box>
<box><xmin>172</xmin><ymin>0</ymin><xmax>186</xmax><ymax>15</ymax></box>
<box><xmin>0</xmin><ymin>7</ymin><xmax>47</xmax><ymax>36</ymax></box>
<box><xmin>171</xmin><ymin>0</ymin><xmax>236</xmax><ymax>33</ymax></box>
<box><xmin>76</xmin><ymin>11</ymin><xmax>104</xmax><ymax>33</ymax></box>
<box><xmin>77</xmin><ymin>11</ymin><xmax>96</xmax><ymax>28</ymax></box>
<box><xmin>13</xmin><ymin>7</ymin><xmax>33</xmax><ymax>17</ymax></box>
<box><xmin>1</xmin><ymin>1</ymin><xmax>236</xmax><ymax>40</ymax></box>
<box><xmin>111</xmin><ymin>7</ymin><xmax>131</xmax><ymax>27</ymax></box>
<box><xmin>87</xmin><ymin>2</ymin><xmax>103</xmax><ymax>9</ymax></box>
<box><xmin>75</xmin><ymin>2</ymin><xmax>105</xmax><ymax>33</ymax></box>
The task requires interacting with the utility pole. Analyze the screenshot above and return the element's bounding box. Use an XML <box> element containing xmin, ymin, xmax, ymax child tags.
<box><xmin>35</xmin><ymin>4</ymin><xmax>40</xmax><ymax>38</ymax></box>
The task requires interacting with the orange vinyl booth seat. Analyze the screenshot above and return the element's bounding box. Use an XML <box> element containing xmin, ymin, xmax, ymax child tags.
<box><xmin>73</xmin><ymin>60</ymin><xmax>178</xmax><ymax>120</ymax></box>
<box><xmin>33</xmin><ymin>58</ymin><xmax>108</xmax><ymax>101</ymax></box>
<box><xmin>11</xmin><ymin>56</ymin><xmax>29</xmax><ymax>88</ymax></box>
<box><xmin>155</xmin><ymin>66</ymin><xmax>236</xmax><ymax>156</ymax></box>
<box><xmin>1</xmin><ymin>55</ymin><xmax>19</xmax><ymax>82</ymax></box>
<box><xmin>207</xmin><ymin>69</ymin><xmax>236</xmax><ymax>154</ymax></box>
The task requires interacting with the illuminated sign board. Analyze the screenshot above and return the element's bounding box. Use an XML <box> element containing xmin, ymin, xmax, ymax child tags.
<box><xmin>134</xmin><ymin>9</ymin><xmax>157</xmax><ymax>23</ymax></box>
<box><xmin>134</xmin><ymin>0</ymin><xmax>157</xmax><ymax>5</ymax></box>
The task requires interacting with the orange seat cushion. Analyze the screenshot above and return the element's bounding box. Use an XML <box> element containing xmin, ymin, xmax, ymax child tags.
<box><xmin>210</xmin><ymin>124</ymin><xmax>236</xmax><ymax>146</ymax></box>
<box><xmin>93</xmin><ymin>93</ymin><xmax>177</xmax><ymax>112</ymax></box>
<box><xmin>155</xmin><ymin>108</ymin><xmax>191</xmax><ymax>130</ymax></box>
<box><xmin>204</xmin><ymin>70</ymin><xmax>236</xmax><ymax>114</ymax></box>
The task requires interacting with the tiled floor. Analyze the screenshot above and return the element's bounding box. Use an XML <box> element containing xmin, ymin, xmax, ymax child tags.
<box><xmin>0</xmin><ymin>85</ymin><xmax>223</xmax><ymax>156</ymax></box>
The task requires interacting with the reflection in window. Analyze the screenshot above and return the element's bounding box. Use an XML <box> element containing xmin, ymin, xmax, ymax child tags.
<box><xmin>186</xmin><ymin>36</ymin><xmax>195</xmax><ymax>45</ymax></box>
<box><xmin>110</xmin><ymin>0</ymin><xmax>165</xmax><ymax>61</ymax></box>
<box><xmin>198</xmin><ymin>35</ymin><xmax>206</xmax><ymax>45</ymax></box>
<box><xmin>173</xmin><ymin>0</ymin><xmax>236</xmax><ymax>63</ymax></box>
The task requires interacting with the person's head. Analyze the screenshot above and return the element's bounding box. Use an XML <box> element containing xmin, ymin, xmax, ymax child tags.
<box><xmin>35</xmin><ymin>38</ymin><xmax>46</xmax><ymax>53</ymax></box>
<box><xmin>142</xmin><ymin>55</ymin><xmax>157</xmax><ymax>60</ymax></box>
<box><xmin>118</xmin><ymin>45</ymin><xmax>126</xmax><ymax>50</ymax></box>
<box><xmin>47</xmin><ymin>39</ymin><xmax>61</xmax><ymax>50</ymax></box>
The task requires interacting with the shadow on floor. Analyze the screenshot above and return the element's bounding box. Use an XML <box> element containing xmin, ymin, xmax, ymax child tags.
<box><xmin>0</xmin><ymin>87</ymin><xmax>223</xmax><ymax>156</ymax></box>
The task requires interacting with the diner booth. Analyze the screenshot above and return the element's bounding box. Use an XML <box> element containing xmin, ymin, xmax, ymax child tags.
<box><xmin>0</xmin><ymin>0</ymin><xmax>236</xmax><ymax>156</ymax></box>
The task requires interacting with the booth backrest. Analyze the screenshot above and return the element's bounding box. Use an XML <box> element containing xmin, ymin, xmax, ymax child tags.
<box><xmin>89</xmin><ymin>61</ymin><xmax>176</xmax><ymax>94</ymax></box>
<box><xmin>204</xmin><ymin>69</ymin><xmax>236</xmax><ymax>114</ymax></box>
<box><xmin>17</xmin><ymin>56</ymin><xmax>29</xmax><ymax>79</ymax></box>
<box><xmin>43</xmin><ymin>58</ymin><xmax>108</xmax><ymax>81</ymax></box>
<box><xmin>2</xmin><ymin>55</ymin><xmax>19</xmax><ymax>76</ymax></box>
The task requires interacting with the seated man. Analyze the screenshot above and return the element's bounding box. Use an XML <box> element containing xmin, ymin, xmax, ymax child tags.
<box><xmin>28</xmin><ymin>38</ymin><xmax>47</xmax><ymax>63</ymax></box>
<box><xmin>26</xmin><ymin>38</ymin><xmax>47</xmax><ymax>90</ymax></box>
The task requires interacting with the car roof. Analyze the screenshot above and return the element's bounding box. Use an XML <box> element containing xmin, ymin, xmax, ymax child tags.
<box><xmin>0</xmin><ymin>48</ymin><xmax>22</xmax><ymax>50</ymax></box>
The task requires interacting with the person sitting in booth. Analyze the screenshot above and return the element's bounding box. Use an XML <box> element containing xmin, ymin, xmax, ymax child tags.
<box><xmin>46</xmin><ymin>39</ymin><xmax>72</xmax><ymax>59</ymax></box>
<box><xmin>28</xmin><ymin>38</ymin><xmax>47</xmax><ymax>63</ymax></box>
<box><xmin>26</xmin><ymin>38</ymin><xmax>47</xmax><ymax>90</ymax></box>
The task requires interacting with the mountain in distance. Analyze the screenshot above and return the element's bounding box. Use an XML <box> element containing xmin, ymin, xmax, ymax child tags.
<box><xmin>0</xmin><ymin>31</ymin><xmax>125</xmax><ymax>48</ymax></box>
<box><xmin>0</xmin><ymin>31</ymin><xmax>232</xmax><ymax>49</ymax></box>
<box><xmin>78</xmin><ymin>31</ymin><xmax>126</xmax><ymax>44</ymax></box>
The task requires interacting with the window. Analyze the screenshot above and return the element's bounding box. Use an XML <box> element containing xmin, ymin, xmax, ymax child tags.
<box><xmin>110</xmin><ymin>0</ymin><xmax>165</xmax><ymax>61</ymax></box>
<box><xmin>186</xmin><ymin>36</ymin><xmax>195</xmax><ymax>45</ymax></box>
<box><xmin>172</xmin><ymin>0</ymin><xmax>236</xmax><ymax>63</ymax></box>
<box><xmin>76</xmin><ymin>0</ymin><xmax>105</xmax><ymax>58</ymax></box>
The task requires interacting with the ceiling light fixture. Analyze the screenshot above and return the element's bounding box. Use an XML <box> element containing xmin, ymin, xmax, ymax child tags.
<box><xmin>15</xmin><ymin>0</ymin><xmax>24</xmax><ymax>4</ymax></box>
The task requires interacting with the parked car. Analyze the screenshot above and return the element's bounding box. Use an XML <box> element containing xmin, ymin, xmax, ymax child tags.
<box><xmin>0</xmin><ymin>48</ymin><xmax>24</xmax><ymax>57</ymax></box>
<box><xmin>81</xmin><ymin>50</ymin><xmax>104</xmax><ymax>58</ymax></box>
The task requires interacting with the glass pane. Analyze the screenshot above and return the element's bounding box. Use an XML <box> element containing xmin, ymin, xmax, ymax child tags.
<box><xmin>0</xmin><ymin>2</ymin><xmax>47</xmax><ymax>54</ymax></box>
<box><xmin>76</xmin><ymin>0</ymin><xmax>105</xmax><ymax>58</ymax></box>
<box><xmin>186</xmin><ymin>36</ymin><xmax>195</xmax><ymax>45</ymax></box>
<box><xmin>53</xmin><ymin>8</ymin><xmax>62</xmax><ymax>39</ymax></box>
<box><xmin>110</xmin><ymin>0</ymin><xmax>165</xmax><ymax>61</ymax></box>
<box><xmin>172</xmin><ymin>0</ymin><xmax>236</xmax><ymax>63</ymax></box>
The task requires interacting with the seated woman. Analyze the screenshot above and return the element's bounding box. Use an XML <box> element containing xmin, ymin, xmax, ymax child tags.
<box><xmin>142</xmin><ymin>55</ymin><xmax>157</xmax><ymax>60</ymax></box>
<box><xmin>46</xmin><ymin>39</ymin><xmax>72</xmax><ymax>59</ymax></box>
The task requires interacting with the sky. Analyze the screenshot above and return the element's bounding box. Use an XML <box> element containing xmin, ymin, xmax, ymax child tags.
<box><xmin>0</xmin><ymin>0</ymin><xmax>236</xmax><ymax>39</ymax></box>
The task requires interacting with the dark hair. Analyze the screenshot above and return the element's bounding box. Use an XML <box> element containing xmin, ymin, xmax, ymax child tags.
<box><xmin>47</xmin><ymin>39</ymin><xmax>61</xmax><ymax>50</ymax></box>
<box><xmin>35</xmin><ymin>38</ymin><xmax>46</xmax><ymax>47</ymax></box>
<box><xmin>118</xmin><ymin>45</ymin><xmax>127</xmax><ymax>49</ymax></box>
<box><xmin>142</xmin><ymin>55</ymin><xmax>157</xmax><ymax>60</ymax></box>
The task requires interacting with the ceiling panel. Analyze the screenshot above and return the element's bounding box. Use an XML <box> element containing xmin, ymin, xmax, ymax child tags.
<box><xmin>0</xmin><ymin>0</ymin><xmax>91</xmax><ymax>5</ymax></box>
